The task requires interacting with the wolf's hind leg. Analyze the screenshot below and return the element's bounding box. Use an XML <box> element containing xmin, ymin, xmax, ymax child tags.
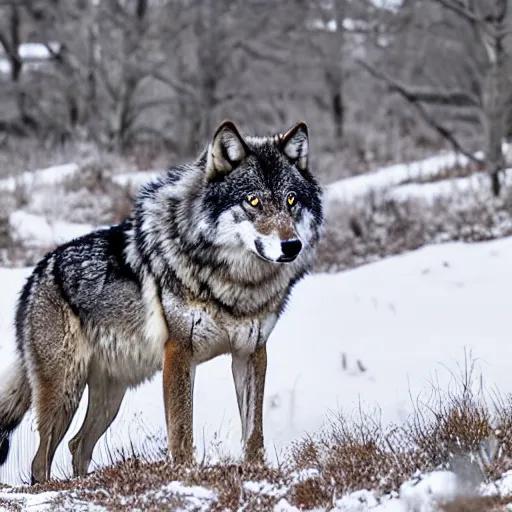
<box><xmin>31</xmin><ymin>366</ymin><xmax>87</xmax><ymax>484</ymax></box>
<box><xmin>28</xmin><ymin>304</ymin><xmax>89</xmax><ymax>485</ymax></box>
<box><xmin>69</xmin><ymin>367</ymin><xmax>126</xmax><ymax>477</ymax></box>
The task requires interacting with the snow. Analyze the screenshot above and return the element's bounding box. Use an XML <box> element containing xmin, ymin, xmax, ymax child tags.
<box><xmin>309</xmin><ymin>0</ymin><xmax>402</xmax><ymax>34</ymax></box>
<box><xmin>145</xmin><ymin>481</ymin><xmax>216</xmax><ymax>511</ymax></box>
<box><xmin>0</xmin><ymin>42</ymin><xmax>61</xmax><ymax>76</ymax></box>
<box><xmin>163</xmin><ymin>481</ymin><xmax>216</xmax><ymax>500</ymax></box>
<box><xmin>0</xmin><ymin>163</ymin><xmax>161</xmax><ymax>197</ymax></box>
<box><xmin>481</xmin><ymin>469</ymin><xmax>512</xmax><ymax>498</ymax></box>
<box><xmin>244</xmin><ymin>480</ymin><xmax>288</xmax><ymax>498</ymax></box>
<box><xmin>0</xmin><ymin>163</ymin><xmax>79</xmax><ymax>193</ymax></box>
<box><xmin>371</xmin><ymin>0</ymin><xmax>403</xmax><ymax>9</ymax></box>
<box><xmin>0</xmin><ymin>60</ymin><xmax>9</xmax><ymax>75</ymax></box>
<box><xmin>274</xmin><ymin>498</ymin><xmax>301</xmax><ymax>511</ymax></box>
<box><xmin>399</xmin><ymin>472</ymin><xmax>460</xmax><ymax>511</ymax></box>
<box><xmin>17</xmin><ymin>43</ymin><xmax>61</xmax><ymax>61</ymax></box>
<box><xmin>2</xmin><ymin>235</ymin><xmax>512</xmax><ymax>499</ymax></box>
<box><xmin>111</xmin><ymin>169</ymin><xmax>164</xmax><ymax>194</ymax></box>
<box><xmin>309</xmin><ymin>18</ymin><xmax>370</xmax><ymax>33</ymax></box>
<box><xmin>0</xmin><ymin>470</ymin><xmax>494</xmax><ymax>511</ymax></box>
<box><xmin>390</xmin><ymin>168</ymin><xmax>512</xmax><ymax>202</ymax></box>
<box><xmin>0</xmin><ymin>489</ymin><xmax>61</xmax><ymax>511</ymax></box>
<box><xmin>327</xmin><ymin>472</ymin><xmax>466</xmax><ymax>511</ymax></box>
<box><xmin>390</xmin><ymin>173</ymin><xmax>486</xmax><ymax>202</ymax></box>
<box><xmin>334</xmin><ymin>490</ymin><xmax>379</xmax><ymax>511</ymax></box>
<box><xmin>9</xmin><ymin>210</ymin><xmax>98</xmax><ymax>248</ymax></box>
<box><xmin>325</xmin><ymin>152</ymin><xmax>469</xmax><ymax>203</ymax></box>
<box><xmin>0</xmin><ymin>163</ymin><xmax>160</xmax><ymax>196</ymax></box>
<box><xmin>2</xmin><ymin>152</ymin><xmax>512</xmax><ymax>509</ymax></box>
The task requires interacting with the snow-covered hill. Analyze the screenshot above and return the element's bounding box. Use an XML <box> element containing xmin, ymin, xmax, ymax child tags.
<box><xmin>1</xmin><ymin>236</ymin><xmax>512</xmax><ymax>495</ymax></box>
<box><xmin>1</xmin><ymin>152</ymin><xmax>512</xmax><ymax>509</ymax></box>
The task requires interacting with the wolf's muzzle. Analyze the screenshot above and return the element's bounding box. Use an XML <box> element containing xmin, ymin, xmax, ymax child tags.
<box><xmin>278</xmin><ymin>239</ymin><xmax>302</xmax><ymax>262</ymax></box>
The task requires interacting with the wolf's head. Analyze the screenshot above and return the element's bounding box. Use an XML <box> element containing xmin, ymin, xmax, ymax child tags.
<box><xmin>201</xmin><ymin>120</ymin><xmax>323</xmax><ymax>265</ymax></box>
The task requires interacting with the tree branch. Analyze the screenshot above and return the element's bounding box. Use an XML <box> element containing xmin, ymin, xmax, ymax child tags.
<box><xmin>0</xmin><ymin>31</ymin><xmax>11</xmax><ymax>56</ymax></box>
<box><xmin>431</xmin><ymin>0</ymin><xmax>485</xmax><ymax>25</ymax></box>
<box><xmin>150</xmin><ymin>70</ymin><xmax>198</xmax><ymax>100</ymax></box>
<box><xmin>358</xmin><ymin>59</ymin><xmax>483</xmax><ymax>164</ymax></box>
<box><xmin>396</xmin><ymin>87</ymin><xmax>480</xmax><ymax>107</ymax></box>
<box><xmin>125</xmin><ymin>97</ymin><xmax>176</xmax><ymax>126</ymax></box>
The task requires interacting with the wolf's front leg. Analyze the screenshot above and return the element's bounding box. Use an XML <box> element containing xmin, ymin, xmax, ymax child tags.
<box><xmin>231</xmin><ymin>344</ymin><xmax>267</xmax><ymax>465</ymax></box>
<box><xmin>163</xmin><ymin>341</ymin><xmax>195</xmax><ymax>464</ymax></box>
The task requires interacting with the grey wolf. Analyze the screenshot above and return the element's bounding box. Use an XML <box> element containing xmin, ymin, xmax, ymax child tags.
<box><xmin>0</xmin><ymin>120</ymin><xmax>323</xmax><ymax>484</ymax></box>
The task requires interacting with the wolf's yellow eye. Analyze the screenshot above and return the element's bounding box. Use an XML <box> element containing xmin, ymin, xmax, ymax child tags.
<box><xmin>287</xmin><ymin>192</ymin><xmax>297</xmax><ymax>207</ymax></box>
<box><xmin>247</xmin><ymin>194</ymin><xmax>261</xmax><ymax>207</ymax></box>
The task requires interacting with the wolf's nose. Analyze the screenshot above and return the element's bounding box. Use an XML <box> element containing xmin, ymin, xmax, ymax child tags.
<box><xmin>281</xmin><ymin>239</ymin><xmax>302</xmax><ymax>259</ymax></box>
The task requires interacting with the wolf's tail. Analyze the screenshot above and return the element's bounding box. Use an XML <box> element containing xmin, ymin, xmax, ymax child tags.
<box><xmin>0</xmin><ymin>358</ymin><xmax>31</xmax><ymax>465</ymax></box>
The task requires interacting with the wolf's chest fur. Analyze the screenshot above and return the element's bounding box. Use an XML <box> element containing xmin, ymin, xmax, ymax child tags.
<box><xmin>92</xmin><ymin>274</ymin><xmax>279</xmax><ymax>386</ymax></box>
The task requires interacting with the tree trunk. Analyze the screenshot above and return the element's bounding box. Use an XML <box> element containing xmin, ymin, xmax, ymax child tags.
<box><xmin>482</xmin><ymin>1</ymin><xmax>508</xmax><ymax>197</ymax></box>
<box><xmin>328</xmin><ymin>0</ymin><xmax>346</xmax><ymax>147</ymax></box>
<box><xmin>8</xmin><ymin>6</ymin><xmax>28</xmax><ymax>126</ymax></box>
<box><xmin>198</xmin><ymin>0</ymin><xmax>217</xmax><ymax>144</ymax></box>
<box><xmin>326</xmin><ymin>69</ymin><xmax>344</xmax><ymax>142</ymax></box>
<box><xmin>484</xmin><ymin>55</ymin><xmax>506</xmax><ymax>196</ymax></box>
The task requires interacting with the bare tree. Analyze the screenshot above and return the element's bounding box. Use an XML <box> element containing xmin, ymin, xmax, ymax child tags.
<box><xmin>360</xmin><ymin>0</ymin><xmax>511</xmax><ymax>195</ymax></box>
<box><xmin>309</xmin><ymin>0</ymin><xmax>348</xmax><ymax>145</ymax></box>
<box><xmin>2</xmin><ymin>0</ymin><xmax>479</xmax><ymax>181</ymax></box>
<box><xmin>0</xmin><ymin>2</ymin><xmax>37</xmax><ymax>132</ymax></box>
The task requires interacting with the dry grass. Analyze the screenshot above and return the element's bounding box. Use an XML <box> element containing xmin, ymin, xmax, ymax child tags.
<box><xmin>9</xmin><ymin>387</ymin><xmax>510</xmax><ymax>511</ymax></box>
<box><xmin>0</xmin><ymin>155</ymin><xmax>137</xmax><ymax>267</ymax></box>
<box><xmin>2</xmin><ymin>363</ymin><xmax>512</xmax><ymax>510</ymax></box>
<box><xmin>57</xmin><ymin>158</ymin><xmax>134</xmax><ymax>225</ymax></box>
<box><xmin>288</xmin><ymin>360</ymin><xmax>512</xmax><ymax>509</ymax></box>
<box><xmin>0</xmin><ymin>498</ymin><xmax>22</xmax><ymax>511</ymax></box>
<box><xmin>439</xmin><ymin>496</ymin><xmax>512</xmax><ymax>512</ymax></box>
<box><xmin>20</xmin><ymin>460</ymin><xmax>289</xmax><ymax>511</ymax></box>
<box><xmin>316</xmin><ymin>183</ymin><xmax>512</xmax><ymax>273</ymax></box>
<box><xmin>0</xmin><ymin>190</ymin><xmax>31</xmax><ymax>267</ymax></box>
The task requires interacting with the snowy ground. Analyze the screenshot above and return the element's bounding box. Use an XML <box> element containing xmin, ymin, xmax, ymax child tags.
<box><xmin>1</xmin><ymin>152</ymin><xmax>511</xmax><ymax>510</ymax></box>
<box><xmin>324</xmin><ymin>152</ymin><xmax>471</xmax><ymax>202</ymax></box>
<box><xmin>2</xmin><ymin>236</ymin><xmax>512</xmax><ymax>506</ymax></box>
<box><xmin>0</xmin><ymin>163</ymin><xmax>79</xmax><ymax>193</ymax></box>
<box><xmin>2</xmin><ymin>468</ymin><xmax>511</xmax><ymax>511</ymax></box>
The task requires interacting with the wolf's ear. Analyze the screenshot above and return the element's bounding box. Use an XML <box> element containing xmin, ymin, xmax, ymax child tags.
<box><xmin>280</xmin><ymin>122</ymin><xmax>309</xmax><ymax>171</ymax></box>
<box><xmin>206</xmin><ymin>120</ymin><xmax>249</xmax><ymax>180</ymax></box>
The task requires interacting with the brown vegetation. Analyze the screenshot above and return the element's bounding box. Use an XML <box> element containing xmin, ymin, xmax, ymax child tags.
<box><xmin>1</xmin><ymin>363</ymin><xmax>510</xmax><ymax>511</ymax></box>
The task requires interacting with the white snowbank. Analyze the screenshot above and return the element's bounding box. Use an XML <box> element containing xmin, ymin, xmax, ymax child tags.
<box><xmin>111</xmin><ymin>169</ymin><xmax>164</xmax><ymax>194</ymax></box>
<box><xmin>0</xmin><ymin>489</ymin><xmax>61</xmax><ymax>511</ymax></box>
<box><xmin>0</xmin><ymin>163</ymin><xmax>79</xmax><ymax>193</ymax></box>
<box><xmin>390</xmin><ymin>168</ymin><xmax>512</xmax><ymax>203</ymax></box>
<box><xmin>399</xmin><ymin>472</ymin><xmax>460</xmax><ymax>511</ymax></box>
<box><xmin>146</xmin><ymin>481</ymin><xmax>216</xmax><ymax>511</ymax></box>
<box><xmin>9</xmin><ymin>210</ymin><xmax>98</xmax><ymax>248</ymax></box>
<box><xmin>325</xmin><ymin>153</ymin><xmax>469</xmax><ymax>202</ymax></box>
<box><xmin>0</xmin><ymin>42</ymin><xmax>61</xmax><ymax>76</ymax></box>
<box><xmin>390</xmin><ymin>173</ymin><xmax>486</xmax><ymax>202</ymax></box>
<box><xmin>268</xmin><ymin>471</ymin><xmax>475</xmax><ymax>511</ymax></box>
<box><xmin>18</xmin><ymin>43</ymin><xmax>61</xmax><ymax>61</ymax></box>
